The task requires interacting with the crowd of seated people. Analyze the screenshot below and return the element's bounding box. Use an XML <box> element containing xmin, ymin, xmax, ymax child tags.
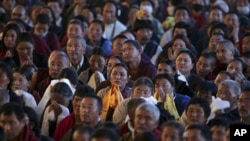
<box><xmin>1</xmin><ymin>0</ymin><xmax>250</xmax><ymax>141</ymax></box>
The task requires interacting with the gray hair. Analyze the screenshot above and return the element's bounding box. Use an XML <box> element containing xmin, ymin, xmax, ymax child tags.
<box><xmin>136</xmin><ymin>103</ymin><xmax>160</xmax><ymax>121</ymax></box>
<box><xmin>48</xmin><ymin>50</ymin><xmax>70</xmax><ymax>67</ymax></box>
<box><xmin>217</xmin><ymin>40</ymin><xmax>235</xmax><ymax>53</ymax></box>
<box><xmin>220</xmin><ymin>80</ymin><xmax>241</xmax><ymax>96</ymax></box>
<box><xmin>67</xmin><ymin>35</ymin><xmax>86</xmax><ymax>49</ymax></box>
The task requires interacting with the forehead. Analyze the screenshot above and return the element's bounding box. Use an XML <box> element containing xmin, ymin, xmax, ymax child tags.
<box><xmin>103</xmin><ymin>3</ymin><xmax>116</xmax><ymax>10</ymax></box>
<box><xmin>0</xmin><ymin>112</ymin><xmax>19</xmax><ymax>121</ymax></box>
<box><xmin>67</xmin><ymin>38</ymin><xmax>81</xmax><ymax>43</ymax></box>
<box><xmin>240</xmin><ymin>91</ymin><xmax>250</xmax><ymax>98</ymax></box>
<box><xmin>136</xmin><ymin>108</ymin><xmax>154</xmax><ymax>116</ymax></box>
<box><xmin>225</xmin><ymin>13</ymin><xmax>238</xmax><ymax>19</ymax></box>
<box><xmin>81</xmin><ymin>97</ymin><xmax>97</xmax><ymax>104</ymax></box>
<box><xmin>90</xmin><ymin>55</ymin><xmax>105</xmax><ymax>60</ymax></box>
<box><xmin>175</xmin><ymin>9</ymin><xmax>189</xmax><ymax>15</ymax></box>
<box><xmin>199</xmin><ymin>56</ymin><xmax>212</xmax><ymax>62</ymax></box>
<box><xmin>68</xmin><ymin>23</ymin><xmax>81</xmax><ymax>29</ymax></box>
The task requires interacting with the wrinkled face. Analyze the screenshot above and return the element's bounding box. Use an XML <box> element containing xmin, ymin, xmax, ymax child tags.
<box><xmin>0</xmin><ymin>113</ymin><xmax>24</xmax><ymax>141</ymax></box>
<box><xmin>175</xmin><ymin>53</ymin><xmax>194</xmax><ymax>75</ymax></box>
<box><xmin>16</xmin><ymin>41</ymin><xmax>34</xmax><ymax>61</ymax></box>
<box><xmin>72</xmin><ymin>95</ymin><xmax>83</xmax><ymax>118</ymax></box>
<box><xmin>135</xmin><ymin>28</ymin><xmax>153</xmax><ymax>45</ymax></box>
<box><xmin>157</xmin><ymin>63</ymin><xmax>174</xmax><ymax>75</ymax></box>
<box><xmin>11</xmin><ymin>6</ymin><xmax>26</xmax><ymax>21</ymax></box>
<box><xmin>102</xmin><ymin>3</ymin><xmax>117</xmax><ymax>24</ymax></box>
<box><xmin>196</xmin><ymin>56</ymin><xmax>214</xmax><ymax>77</ymax></box>
<box><xmin>161</xmin><ymin>126</ymin><xmax>182</xmax><ymax>141</ymax></box>
<box><xmin>107</xmin><ymin>57</ymin><xmax>121</xmax><ymax>75</ymax></box>
<box><xmin>48</xmin><ymin>54</ymin><xmax>69</xmax><ymax>78</ymax></box>
<box><xmin>172</xmin><ymin>39</ymin><xmax>187</xmax><ymax>51</ymax></box>
<box><xmin>132</xmin><ymin>85</ymin><xmax>152</xmax><ymax>98</ymax></box>
<box><xmin>11</xmin><ymin>72</ymin><xmax>29</xmax><ymax>91</ymax></box>
<box><xmin>238</xmin><ymin>91</ymin><xmax>250</xmax><ymax>120</ymax></box>
<box><xmin>88</xmin><ymin>23</ymin><xmax>103</xmax><ymax>41</ymax></box>
<box><xmin>174</xmin><ymin>9</ymin><xmax>190</xmax><ymax>23</ymax></box>
<box><xmin>154</xmin><ymin>78</ymin><xmax>174</xmax><ymax>96</ymax></box>
<box><xmin>112</xmin><ymin>38</ymin><xmax>127</xmax><ymax>56</ymax></box>
<box><xmin>67</xmin><ymin>23</ymin><xmax>83</xmax><ymax>37</ymax></box>
<box><xmin>0</xmin><ymin>69</ymin><xmax>10</xmax><ymax>89</ymax></box>
<box><xmin>66</xmin><ymin>38</ymin><xmax>85</xmax><ymax>63</ymax></box>
<box><xmin>208</xmin><ymin>35</ymin><xmax>225</xmax><ymax>53</ymax></box>
<box><xmin>242</xmin><ymin>36</ymin><xmax>250</xmax><ymax>53</ymax></box>
<box><xmin>216</xmin><ymin>85</ymin><xmax>237</xmax><ymax>105</ymax></box>
<box><xmin>226</xmin><ymin>60</ymin><xmax>243</xmax><ymax>74</ymax></box>
<box><xmin>183</xmin><ymin>129</ymin><xmax>207</xmax><ymax>141</ymax></box>
<box><xmin>216</xmin><ymin>44</ymin><xmax>234</xmax><ymax>64</ymax></box>
<box><xmin>134</xmin><ymin>108</ymin><xmax>158</xmax><ymax>133</ymax></box>
<box><xmin>72</xmin><ymin>130</ymin><xmax>90</xmax><ymax>141</ymax></box>
<box><xmin>214</xmin><ymin>73</ymin><xmax>231</xmax><ymax>87</ymax></box>
<box><xmin>186</xmin><ymin>104</ymin><xmax>206</xmax><ymax>125</ymax></box>
<box><xmin>209</xmin><ymin>9</ymin><xmax>224</xmax><ymax>23</ymax></box>
<box><xmin>122</xmin><ymin>43</ymin><xmax>141</xmax><ymax>63</ymax></box>
<box><xmin>4</xmin><ymin>29</ymin><xmax>17</xmax><ymax>49</ymax></box>
<box><xmin>80</xmin><ymin>97</ymin><xmax>101</xmax><ymax>125</ymax></box>
<box><xmin>89</xmin><ymin>55</ymin><xmax>106</xmax><ymax>72</ymax></box>
<box><xmin>110</xmin><ymin>66</ymin><xmax>128</xmax><ymax>88</ymax></box>
<box><xmin>210</xmin><ymin>125</ymin><xmax>227</xmax><ymax>141</ymax></box>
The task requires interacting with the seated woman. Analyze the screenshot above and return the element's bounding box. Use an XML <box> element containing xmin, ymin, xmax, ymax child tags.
<box><xmin>41</xmin><ymin>82</ymin><xmax>73</xmax><ymax>137</ymax></box>
<box><xmin>112</xmin><ymin>77</ymin><xmax>157</xmax><ymax>126</ymax></box>
<box><xmin>96</xmin><ymin>55</ymin><xmax>133</xmax><ymax>93</ymax></box>
<box><xmin>175</xmin><ymin>49</ymin><xmax>204</xmax><ymax>92</ymax></box>
<box><xmin>0</xmin><ymin>23</ymin><xmax>21</xmax><ymax>57</ymax></box>
<box><xmin>11</xmin><ymin>66</ymin><xmax>41</xmax><ymax>107</ymax></box>
<box><xmin>12</xmin><ymin>32</ymin><xmax>48</xmax><ymax>68</ymax></box>
<box><xmin>78</xmin><ymin>47</ymin><xmax>108</xmax><ymax>90</ymax></box>
<box><xmin>97</xmin><ymin>63</ymin><xmax>132</xmax><ymax>121</ymax></box>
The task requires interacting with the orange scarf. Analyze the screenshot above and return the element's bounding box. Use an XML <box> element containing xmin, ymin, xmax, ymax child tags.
<box><xmin>101</xmin><ymin>85</ymin><xmax>124</xmax><ymax>121</ymax></box>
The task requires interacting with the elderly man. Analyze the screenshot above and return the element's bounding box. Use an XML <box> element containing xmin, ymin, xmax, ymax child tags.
<box><xmin>66</xmin><ymin>35</ymin><xmax>89</xmax><ymax>75</ymax></box>
<box><xmin>120</xmin><ymin>103</ymin><xmax>161</xmax><ymax>141</ymax></box>
<box><xmin>0</xmin><ymin>103</ymin><xmax>39</xmax><ymax>141</ymax></box>
<box><xmin>31</xmin><ymin>50</ymin><xmax>70</xmax><ymax>97</ymax></box>
<box><xmin>215</xmin><ymin>80</ymin><xmax>241</xmax><ymax>122</ymax></box>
